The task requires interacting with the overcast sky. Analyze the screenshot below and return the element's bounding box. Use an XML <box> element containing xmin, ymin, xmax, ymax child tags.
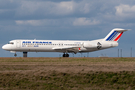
<box><xmin>0</xmin><ymin>0</ymin><xmax>135</xmax><ymax>57</ymax></box>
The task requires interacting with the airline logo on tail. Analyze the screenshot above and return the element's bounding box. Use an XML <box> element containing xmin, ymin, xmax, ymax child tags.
<box><xmin>104</xmin><ymin>28</ymin><xmax>129</xmax><ymax>42</ymax></box>
<box><xmin>106</xmin><ymin>31</ymin><xmax>123</xmax><ymax>41</ymax></box>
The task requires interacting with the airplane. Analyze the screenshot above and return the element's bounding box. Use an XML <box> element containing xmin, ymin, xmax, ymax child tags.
<box><xmin>2</xmin><ymin>28</ymin><xmax>129</xmax><ymax>57</ymax></box>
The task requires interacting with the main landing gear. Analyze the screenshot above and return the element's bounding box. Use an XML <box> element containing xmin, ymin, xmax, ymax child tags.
<box><xmin>63</xmin><ymin>53</ymin><xmax>69</xmax><ymax>57</ymax></box>
<box><xmin>23</xmin><ymin>52</ymin><xmax>28</xmax><ymax>57</ymax></box>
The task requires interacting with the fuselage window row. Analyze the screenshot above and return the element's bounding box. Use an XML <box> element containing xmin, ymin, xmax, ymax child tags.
<box><xmin>22</xmin><ymin>43</ymin><xmax>80</xmax><ymax>46</ymax></box>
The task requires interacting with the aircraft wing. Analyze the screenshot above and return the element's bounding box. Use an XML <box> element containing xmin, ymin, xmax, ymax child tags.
<box><xmin>52</xmin><ymin>46</ymin><xmax>81</xmax><ymax>53</ymax></box>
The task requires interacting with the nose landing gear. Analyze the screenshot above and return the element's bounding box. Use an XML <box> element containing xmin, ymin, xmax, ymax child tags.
<box><xmin>63</xmin><ymin>53</ymin><xmax>69</xmax><ymax>57</ymax></box>
<box><xmin>14</xmin><ymin>53</ymin><xmax>17</xmax><ymax>57</ymax></box>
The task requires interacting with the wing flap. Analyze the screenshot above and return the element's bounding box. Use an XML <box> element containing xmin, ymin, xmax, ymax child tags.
<box><xmin>52</xmin><ymin>46</ymin><xmax>81</xmax><ymax>53</ymax></box>
<box><xmin>10</xmin><ymin>51</ymin><xmax>16</xmax><ymax>53</ymax></box>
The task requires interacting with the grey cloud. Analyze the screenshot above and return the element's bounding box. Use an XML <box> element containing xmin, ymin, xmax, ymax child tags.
<box><xmin>0</xmin><ymin>0</ymin><xmax>20</xmax><ymax>9</ymax></box>
<box><xmin>0</xmin><ymin>0</ymin><xmax>111</xmax><ymax>20</ymax></box>
<box><xmin>0</xmin><ymin>0</ymin><xmax>134</xmax><ymax>20</ymax></box>
<box><xmin>0</xmin><ymin>0</ymin><xmax>134</xmax><ymax>28</ymax></box>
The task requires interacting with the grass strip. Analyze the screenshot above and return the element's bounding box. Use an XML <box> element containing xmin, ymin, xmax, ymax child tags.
<box><xmin>0</xmin><ymin>71</ymin><xmax>135</xmax><ymax>90</ymax></box>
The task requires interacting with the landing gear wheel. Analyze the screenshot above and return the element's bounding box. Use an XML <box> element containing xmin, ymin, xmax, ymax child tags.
<box><xmin>14</xmin><ymin>53</ymin><xmax>17</xmax><ymax>57</ymax></box>
<box><xmin>66</xmin><ymin>54</ymin><xmax>69</xmax><ymax>57</ymax></box>
<box><xmin>63</xmin><ymin>54</ymin><xmax>65</xmax><ymax>57</ymax></box>
<box><xmin>63</xmin><ymin>54</ymin><xmax>69</xmax><ymax>57</ymax></box>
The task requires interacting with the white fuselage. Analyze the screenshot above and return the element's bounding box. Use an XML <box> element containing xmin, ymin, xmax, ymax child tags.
<box><xmin>2</xmin><ymin>28</ymin><xmax>129</xmax><ymax>57</ymax></box>
<box><xmin>2</xmin><ymin>39</ymin><xmax>118</xmax><ymax>53</ymax></box>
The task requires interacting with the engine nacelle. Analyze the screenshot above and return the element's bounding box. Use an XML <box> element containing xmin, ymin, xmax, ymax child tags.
<box><xmin>83</xmin><ymin>42</ymin><xmax>97</xmax><ymax>48</ymax></box>
<box><xmin>83</xmin><ymin>41</ymin><xmax>118</xmax><ymax>49</ymax></box>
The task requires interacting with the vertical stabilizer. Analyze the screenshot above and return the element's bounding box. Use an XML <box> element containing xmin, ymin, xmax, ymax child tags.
<box><xmin>103</xmin><ymin>28</ymin><xmax>128</xmax><ymax>42</ymax></box>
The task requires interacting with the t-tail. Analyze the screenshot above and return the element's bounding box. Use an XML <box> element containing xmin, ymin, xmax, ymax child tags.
<box><xmin>103</xmin><ymin>28</ymin><xmax>129</xmax><ymax>42</ymax></box>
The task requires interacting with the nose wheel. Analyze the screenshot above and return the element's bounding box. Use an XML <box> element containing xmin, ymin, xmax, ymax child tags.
<box><xmin>14</xmin><ymin>53</ymin><xmax>17</xmax><ymax>57</ymax></box>
<box><xmin>63</xmin><ymin>53</ymin><xmax>69</xmax><ymax>57</ymax></box>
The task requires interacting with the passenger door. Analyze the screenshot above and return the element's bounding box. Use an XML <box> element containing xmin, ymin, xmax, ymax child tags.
<box><xmin>16</xmin><ymin>40</ymin><xmax>21</xmax><ymax>48</ymax></box>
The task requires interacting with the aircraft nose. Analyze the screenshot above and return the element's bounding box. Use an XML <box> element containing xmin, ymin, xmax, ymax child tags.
<box><xmin>2</xmin><ymin>44</ymin><xmax>10</xmax><ymax>50</ymax></box>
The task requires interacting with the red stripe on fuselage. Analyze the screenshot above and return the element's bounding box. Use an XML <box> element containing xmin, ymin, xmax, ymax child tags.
<box><xmin>114</xmin><ymin>32</ymin><xmax>123</xmax><ymax>41</ymax></box>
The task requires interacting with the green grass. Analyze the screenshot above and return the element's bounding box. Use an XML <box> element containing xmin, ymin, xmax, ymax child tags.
<box><xmin>0</xmin><ymin>71</ymin><xmax>135</xmax><ymax>89</ymax></box>
<box><xmin>0</xmin><ymin>57</ymin><xmax>135</xmax><ymax>89</ymax></box>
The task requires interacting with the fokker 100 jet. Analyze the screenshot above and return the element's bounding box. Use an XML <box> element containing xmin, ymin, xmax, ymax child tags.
<box><xmin>2</xmin><ymin>28</ymin><xmax>129</xmax><ymax>57</ymax></box>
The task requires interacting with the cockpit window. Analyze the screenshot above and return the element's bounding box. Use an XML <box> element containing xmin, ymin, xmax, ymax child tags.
<box><xmin>8</xmin><ymin>42</ymin><xmax>14</xmax><ymax>44</ymax></box>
